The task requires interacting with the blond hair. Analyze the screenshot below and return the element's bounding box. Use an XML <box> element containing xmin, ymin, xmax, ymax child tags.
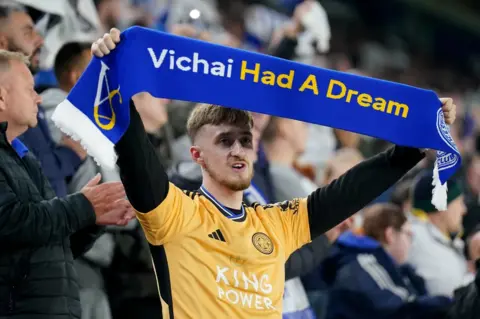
<box><xmin>186</xmin><ymin>104</ymin><xmax>253</xmax><ymax>141</ymax></box>
<box><xmin>0</xmin><ymin>49</ymin><xmax>29</xmax><ymax>73</ymax></box>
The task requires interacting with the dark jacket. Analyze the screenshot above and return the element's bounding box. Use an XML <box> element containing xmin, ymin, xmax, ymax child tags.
<box><xmin>444</xmin><ymin>260</ymin><xmax>480</xmax><ymax>319</ymax></box>
<box><xmin>320</xmin><ymin>231</ymin><xmax>452</xmax><ymax>319</ymax></box>
<box><xmin>0</xmin><ymin>123</ymin><xmax>103</xmax><ymax>318</ymax></box>
<box><xmin>19</xmin><ymin>106</ymin><xmax>83</xmax><ymax>197</ymax></box>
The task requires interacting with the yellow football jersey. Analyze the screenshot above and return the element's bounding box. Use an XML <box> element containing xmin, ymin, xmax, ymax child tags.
<box><xmin>136</xmin><ymin>182</ymin><xmax>311</xmax><ymax>318</ymax></box>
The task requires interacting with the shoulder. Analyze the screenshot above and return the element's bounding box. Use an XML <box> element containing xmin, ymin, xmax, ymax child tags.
<box><xmin>246</xmin><ymin>198</ymin><xmax>303</xmax><ymax>214</ymax></box>
<box><xmin>181</xmin><ymin>188</ymin><xmax>201</xmax><ymax>200</ymax></box>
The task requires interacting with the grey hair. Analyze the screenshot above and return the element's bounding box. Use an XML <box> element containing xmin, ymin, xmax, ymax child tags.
<box><xmin>0</xmin><ymin>1</ymin><xmax>25</xmax><ymax>20</ymax></box>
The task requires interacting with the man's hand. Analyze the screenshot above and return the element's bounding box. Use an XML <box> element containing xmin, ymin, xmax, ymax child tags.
<box><xmin>440</xmin><ymin>97</ymin><xmax>456</xmax><ymax>125</ymax></box>
<box><xmin>91</xmin><ymin>28</ymin><xmax>121</xmax><ymax>57</ymax></box>
<box><xmin>96</xmin><ymin>198</ymin><xmax>135</xmax><ymax>226</ymax></box>
<box><xmin>81</xmin><ymin>174</ymin><xmax>134</xmax><ymax>225</ymax></box>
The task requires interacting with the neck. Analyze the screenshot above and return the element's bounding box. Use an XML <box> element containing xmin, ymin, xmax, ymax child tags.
<box><xmin>59</xmin><ymin>83</ymin><xmax>72</xmax><ymax>93</ymax></box>
<box><xmin>202</xmin><ymin>175</ymin><xmax>244</xmax><ymax>209</ymax></box>
<box><xmin>383</xmin><ymin>245</ymin><xmax>399</xmax><ymax>265</ymax></box>
<box><xmin>263</xmin><ymin>139</ymin><xmax>296</xmax><ymax>165</ymax></box>
<box><xmin>2</xmin><ymin>121</ymin><xmax>25</xmax><ymax>144</ymax></box>
<box><xmin>428</xmin><ymin>215</ymin><xmax>449</xmax><ymax>236</ymax></box>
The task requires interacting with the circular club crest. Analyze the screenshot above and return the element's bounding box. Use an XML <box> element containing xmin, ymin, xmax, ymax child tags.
<box><xmin>252</xmin><ymin>232</ymin><xmax>274</xmax><ymax>255</ymax></box>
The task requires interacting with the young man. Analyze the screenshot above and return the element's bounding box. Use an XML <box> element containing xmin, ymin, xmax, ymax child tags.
<box><xmin>408</xmin><ymin>172</ymin><xmax>470</xmax><ymax>297</ymax></box>
<box><xmin>320</xmin><ymin>203</ymin><xmax>451</xmax><ymax>319</ymax></box>
<box><xmin>92</xmin><ymin>28</ymin><xmax>457</xmax><ymax>318</ymax></box>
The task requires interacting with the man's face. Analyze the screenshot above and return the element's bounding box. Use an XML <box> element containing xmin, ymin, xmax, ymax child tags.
<box><xmin>277</xmin><ymin>118</ymin><xmax>308</xmax><ymax>155</ymax></box>
<box><xmin>71</xmin><ymin>49</ymin><xmax>92</xmax><ymax>84</ymax></box>
<box><xmin>442</xmin><ymin>195</ymin><xmax>467</xmax><ymax>234</ymax></box>
<box><xmin>388</xmin><ymin>222</ymin><xmax>413</xmax><ymax>265</ymax></box>
<box><xmin>1</xmin><ymin>11</ymin><xmax>44</xmax><ymax>73</ymax></box>
<box><xmin>2</xmin><ymin>60</ymin><xmax>41</xmax><ymax>130</ymax></box>
<box><xmin>437</xmin><ymin>196</ymin><xmax>467</xmax><ymax>235</ymax></box>
<box><xmin>251</xmin><ymin>112</ymin><xmax>270</xmax><ymax>153</ymax></box>
<box><xmin>467</xmin><ymin>156</ymin><xmax>480</xmax><ymax>196</ymax></box>
<box><xmin>191</xmin><ymin>124</ymin><xmax>255</xmax><ymax>191</ymax></box>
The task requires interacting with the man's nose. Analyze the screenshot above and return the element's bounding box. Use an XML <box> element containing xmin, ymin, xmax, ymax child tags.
<box><xmin>230</xmin><ymin>140</ymin><xmax>245</xmax><ymax>156</ymax></box>
<box><xmin>34</xmin><ymin>31</ymin><xmax>44</xmax><ymax>48</ymax></box>
<box><xmin>36</xmin><ymin>93</ymin><xmax>42</xmax><ymax>105</ymax></box>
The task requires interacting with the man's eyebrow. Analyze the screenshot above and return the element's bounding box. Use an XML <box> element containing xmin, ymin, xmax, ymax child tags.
<box><xmin>22</xmin><ymin>24</ymin><xmax>33</xmax><ymax>31</ymax></box>
<box><xmin>214</xmin><ymin>130</ymin><xmax>252</xmax><ymax>139</ymax></box>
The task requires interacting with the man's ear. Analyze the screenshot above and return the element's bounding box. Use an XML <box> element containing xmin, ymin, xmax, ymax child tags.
<box><xmin>71</xmin><ymin>69</ymin><xmax>80</xmax><ymax>86</ymax></box>
<box><xmin>384</xmin><ymin>227</ymin><xmax>394</xmax><ymax>245</ymax></box>
<box><xmin>190</xmin><ymin>145</ymin><xmax>204</xmax><ymax>166</ymax></box>
<box><xmin>0</xmin><ymin>34</ymin><xmax>8</xmax><ymax>50</ymax></box>
<box><xmin>0</xmin><ymin>86</ymin><xmax>8</xmax><ymax>112</ymax></box>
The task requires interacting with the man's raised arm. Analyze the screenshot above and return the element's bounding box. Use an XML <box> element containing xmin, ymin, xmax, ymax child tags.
<box><xmin>306</xmin><ymin>146</ymin><xmax>424</xmax><ymax>238</ymax></box>
<box><xmin>92</xmin><ymin>28</ymin><xmax>170</xmax><ymax>214</ymax></box>
<box><xmin>114</xmin><ymin>100</ymin><xmax>169</xmax><ymax>213</ymax></box>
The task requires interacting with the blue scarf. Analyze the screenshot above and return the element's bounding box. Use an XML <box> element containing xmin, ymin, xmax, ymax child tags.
<box><xmin>52</xmin><ymin>26</ymin><xmax>460</xmax><ymax>210</ymax></box>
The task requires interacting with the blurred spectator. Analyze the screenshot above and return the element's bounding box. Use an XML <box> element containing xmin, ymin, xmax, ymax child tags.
<box><xmin>408</xmin><ymin>171</ymin><xmax>471</xmax><ymax>297</ymax></box>
<box><xmin>0</xmin><ymin>2</ymin><xmax>43</xmax><ymax>72</ymax></box>
<box><xmin>389</xmin><ymin>177</ymin><xmax>414</xmax><ymax>214</ymax></box>
<box><xmin>0</xmin><ymin>2</ymin><xmax>87</xmax><ymax>198</ymax></box>
<box><xmin>46</xmin><ymin>41</ymin><xmax>116</xmax><ymax>319</ymax></box>
<box><xmin>320</xmin><ymin>203</ymin><xmax>452</xmax><ymax>319</ymax></box>
<box><xmin>466</xmin><ymin>226</ymin><xmax>480</xmax><ymax>274</ymax></box>
<box><xmin>445</xmin><ymin>226</ymin><xmax>480</xmax><ymax>318</ymax></box>
<box><xmin>262</xmin><ymin>117</ymin><xmax>315</xmax><ymax>198</ymax></box>
<box><xmin>463</xmin><ymin>145</ymin><xmax>480</xmax><ymax>238</ymax></box>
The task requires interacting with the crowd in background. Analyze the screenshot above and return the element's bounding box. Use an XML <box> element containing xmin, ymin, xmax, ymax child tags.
<box><xmin>2</xmin><ymin>0</ymin><xmax>480</xmax><ymax>318</ymax></box>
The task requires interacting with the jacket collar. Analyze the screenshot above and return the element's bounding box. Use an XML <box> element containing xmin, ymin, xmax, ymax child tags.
<box><xmin>0</xmin><ymin>121</ymin><xmax>29</xmax><ymax>158</ymax></box>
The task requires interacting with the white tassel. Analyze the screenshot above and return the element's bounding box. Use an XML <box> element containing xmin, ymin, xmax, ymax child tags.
<box><xmin>431</xmin><ymin>161</ymin><xmax>448</xmax><ymax>211</ymax></box>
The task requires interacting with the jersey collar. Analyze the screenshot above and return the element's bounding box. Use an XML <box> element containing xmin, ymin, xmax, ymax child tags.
<box><xmin>199</xmin><ymin>185</ymin><xmax>246</xmax><ymax>222</ymax></box>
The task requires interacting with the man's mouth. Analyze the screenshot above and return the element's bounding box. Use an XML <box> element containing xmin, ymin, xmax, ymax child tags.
<box><xmin>231</xmin><ymin>162</ymin><xmax>246</xmax><ymax>171</ymax></box>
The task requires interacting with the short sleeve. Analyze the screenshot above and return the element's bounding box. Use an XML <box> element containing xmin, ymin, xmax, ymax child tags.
<box><xmin>135</xmin><ymin>182</ymin><xmax>202</xmax><ymax>245</ymax></box>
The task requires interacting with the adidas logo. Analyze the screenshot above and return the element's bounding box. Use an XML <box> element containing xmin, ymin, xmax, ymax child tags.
<box><xmin>208</xmin><ymin>229</ymin><xmax>226</xmax><ymax>242</ymax></box>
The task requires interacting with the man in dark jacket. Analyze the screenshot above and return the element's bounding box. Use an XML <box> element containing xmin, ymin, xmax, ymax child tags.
<box><xmin>0</xmin><ymin>51</ymin><xmax>134</xmax><ymax>318</ymax></box>
<box><xmin>320</xmin><ymin>203</ymin><xmax>452</xmax><ymax>319</ymax></box>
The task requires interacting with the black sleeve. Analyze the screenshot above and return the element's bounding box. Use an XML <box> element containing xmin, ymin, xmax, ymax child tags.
<box><xmin>307</xmin><ymin>146</ymin><xmax>425</xmax><ymax>238</ymax></box>
<box><xmin>444</xmin><ymin>265</ymin><xmax>480</xmax><ymax>319</ymax></box>
<box><xmin>284</xmin><ymin>234</ymin><xmax>330</xmax><ymax>280</ymax></box>
<box><xmin>114</xmin><ymin>100</ymin><xmax>169</xmax><ymax>213</ymax></box>
<box><xmin>0</xmin><ymin>173</ymin><xmax>96</xmax><ymax>247</ymax></box>
<box><xmin>70</xmin><ymin>225</ymin><xmax>106</xmax><ymax>259</ymax></box>
<box><xmin>271</xmin><ymin>36</ymin><xmax>298</xmax><ymax>60</ymax></box>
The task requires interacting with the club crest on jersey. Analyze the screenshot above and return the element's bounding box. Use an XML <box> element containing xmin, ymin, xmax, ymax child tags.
<box><xmin>252</xmin><ymin>232</ymin><xmax>274</xmax><ymax>255</ymax></box>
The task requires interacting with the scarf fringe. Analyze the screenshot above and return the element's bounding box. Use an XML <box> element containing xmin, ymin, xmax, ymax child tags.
<box><xmin>431</xmin><ymin>160</ymin><xmax>448</xmax><ymax>211</ymax></box>
<box><xmin>51</xmin><ymin>100</ymin><xmax>117</xmax><ymax>169</ymax></box>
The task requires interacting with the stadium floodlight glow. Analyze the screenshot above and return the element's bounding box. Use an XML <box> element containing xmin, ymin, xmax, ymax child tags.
<box><xmin>189</xmin><ymin>9</ymin><xmax>201</xmax><ymax>20</ymax></box>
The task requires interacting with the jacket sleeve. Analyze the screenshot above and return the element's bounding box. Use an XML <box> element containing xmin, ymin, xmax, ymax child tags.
<box><xmin>271</xmin><ymin>36</ymin><xmax>298</xmax><ymax>60</ymax></box>
<box><xmin>306</xmin><ymin>146</ymin><xmax>424</xmax><ymax>238</ymax></box>
<box><xmin>330</xmin><ymin>259</ymin><xmax>451</xmax><ymax>319</ymax></box>
<box><xmin>70</xmin><ymin>225</ymin><xmax>106</xmax><ymax>259</ymax></box>
<box><xmin>444</xmin><ymin>261</ymin><xmax>480</xmax><ymax>319</ymax></box>
<box><xmin>0</xmin><ymin>169</ymin><xmax>97</xmax><ymax>247</ymax></box>
<box><xmin>284</xmin><ymin>235</ymin><xmax>330</xmax><ymax>280</ymax></box>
